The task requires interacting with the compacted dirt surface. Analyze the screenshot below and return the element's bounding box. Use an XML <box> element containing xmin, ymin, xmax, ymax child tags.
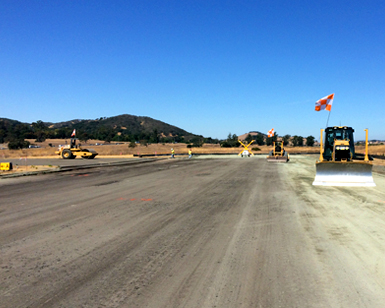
<box><xmin>1</xmin><ymin>156</ymin><xmax>385</xmax><ymax>308</ymax></box>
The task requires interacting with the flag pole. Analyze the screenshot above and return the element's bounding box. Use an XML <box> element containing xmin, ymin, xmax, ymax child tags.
<box><xmin>326</xmin><ymin>110</ymin><xmax>331</xmax><ymax>127</ymax></box>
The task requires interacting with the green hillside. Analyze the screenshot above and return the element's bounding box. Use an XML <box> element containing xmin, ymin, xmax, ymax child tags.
<box><xmin>0</xmin><ymin>114</ymin><xmax>206</xmax><ymax>145</ymax></box>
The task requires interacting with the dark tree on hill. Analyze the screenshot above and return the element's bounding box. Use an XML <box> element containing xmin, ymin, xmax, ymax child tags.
<box><xmin>266</xmin><ymin>137</ymin><xmax>272</xmax><ymax>146</ymax></box>
<box><xmin>35</xmin><ymin>131</ymin><xmax>46</xmax><ymax>142</ymax></box>
<box><xmin>220</xmin><ymin>133</ymin><xmax>240</xmax><ymax>147</ymax></box>
<box><xmin>32</xmin><ymin>120</ymin><xmax>46</xmax><ymax>130</ymax></box>
<box><xmin>54</xmin><ymin>128</ymin><xmax>71</xmax><ymax>138</ymax></box>
<box><xmin>282</xmin><ymin>134</ymin><xmax>291</xmax><ymax>146</ymax></box>
<box><xmin>172</xmin><ymin>134</ymin><xmax>185</xmax><ymax>143</ymax></box>
<box><xmin>292</xmin><ymin>135</ymin><xmax>299</xmax><ymax>146</ymax></box>
<box><xmin>140</xmin><ymin>140</ymin><xmax>148</xmax><ymax>146</ymax></box>
<box><xmin>204</xmin><ymin>137</ymin><xmax>219</xmax><ymax>144</ymax></box>
<box><xmin>0</xmin><ymin>129</ymin><xmax>5</xmax><ymax>143</ymax></box>
<box><xmin>78</xmin><ymin>131</ymin><xmax>89</xmax><ymax>143</ymax></box>
<box><xmin>32</xmin><ymin>120</ymin><xmax>47</xmax><ymax>142</ymax></box>
<box><xmin>297</xmin><ymin>136</ymin><xmax>304</xmax><ymax>146</ymax></box>
<box><xmin>95</xmin><ymin>126</ymin><xmax>115</xmax><ymax>141</ymax></box>
<box><xmin>190</xmin><ymin>136</ymin><xmax>204</xmax><ymax>147</ymax></box>
<box><xmin>255</xmin><ymin>134</ymin><xmax>265</xmax><ymax>145</ymax></box>
<box><xmin>8</xmin><ymin>139</ymin><xmax>30</xmax><ymax>149</ymax></box>
<box><xmin>306</xmin><ymin>136</ymin><xmax>315</xmax><ymax>147</ymax></box>
<box><xmin>149</xmin><ymin>129</ymin><xmax>159</xmax><ymax>144</ymax></box>
<box><xmin>292</xmin><ymin>135</ymin><xmax>304</xmax><ymax>146</ymax></box>
<box><xmin>245</xmin><ymin>134</ymin><xmax>253</xmax><ymax>144</ymax></box>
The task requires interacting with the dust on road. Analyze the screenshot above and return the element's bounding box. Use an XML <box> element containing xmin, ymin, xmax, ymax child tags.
<box><xmin>1</xmin><ymin>156</ymin><xmax>385</xmax><ymax>308</ymax></box>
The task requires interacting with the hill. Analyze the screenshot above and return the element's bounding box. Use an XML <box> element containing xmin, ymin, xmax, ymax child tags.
<box><xmin>47</xmin><ymin>114</ymin><xmax>197</xmax><ymax>139</ymax></box>
<box><xmin>238</xmin><ymin>131</ymin><xmax>267</xmax><ymax>140</ymax></box>
<box><xmin>0</xmin><ymin>115</ymin><xmax>204</xmax><ymax>144</ymax></box>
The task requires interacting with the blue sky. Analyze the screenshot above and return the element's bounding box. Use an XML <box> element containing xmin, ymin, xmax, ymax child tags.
<box><xmin>1</xmin><ymin>0</ymin><xmax>384</xmax><ymax>140</ymax></box>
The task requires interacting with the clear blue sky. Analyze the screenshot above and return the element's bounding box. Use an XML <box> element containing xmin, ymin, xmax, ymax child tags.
<box><xmin>1</xmin><ymin>0</ymin><xmax>384</xmax><ymax>140</ymax></box>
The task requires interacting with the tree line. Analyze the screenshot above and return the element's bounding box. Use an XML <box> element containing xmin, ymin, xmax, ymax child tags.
<box><xmin>1</xmin><ymin>118</ymin><xmax>315</xmax><ymax>150</ymax></box>
<box><xmin>221</xmin><ymin>132</ymin><xmax>315</xmax><ymax>147</ymax></box>
<box><xmin>0</xmin><ymin>119</ymin><xmax>219</xmax><ymax>149</ymax></box>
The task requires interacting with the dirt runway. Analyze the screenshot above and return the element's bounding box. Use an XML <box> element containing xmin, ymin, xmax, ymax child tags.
<box><xmin>1</xmin><ymin>156</ymin><xmax>385</xmax><ymax>307</ymax></box>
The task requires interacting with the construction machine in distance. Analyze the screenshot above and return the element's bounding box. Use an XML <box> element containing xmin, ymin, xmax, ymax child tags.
<box><xmin>267</xmin><ymin>141</ymin><xmax>289</xmax><ymax>162</ymax></box>
<box><xmin>312</xmin><ymin>126</ymin><xmax>375</xmax><ymax>186</ymax></box>
<box><xmin>238</xmin><ymin>140</ymin><xmax>254</xmax><ymax>157</ymax></box>
<box><xmin>55</xmin><ymin>138</ymin><xmax>98</xmax><ymax>159</ymax></box>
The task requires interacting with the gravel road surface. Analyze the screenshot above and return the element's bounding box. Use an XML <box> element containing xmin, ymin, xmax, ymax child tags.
<box><xmin>0</xmin><ymin>157</ymin><xmax>159</xmax><ymax>168</ymax></box>
<box><xmin>1</xmin><ymin>156</ymin><xmax>385</xmax><ymax>308</ymax></box>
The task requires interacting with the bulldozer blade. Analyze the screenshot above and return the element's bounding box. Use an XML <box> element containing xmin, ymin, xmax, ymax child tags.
<box><xmin>267</xmin><ymin>156</ymin><xmax>289</xmax><ymax>163</ymax></box>
<box><xmin>313</xmin><ymin>161</ymin><xmax>375</xmax><ymax>187</ymax></box>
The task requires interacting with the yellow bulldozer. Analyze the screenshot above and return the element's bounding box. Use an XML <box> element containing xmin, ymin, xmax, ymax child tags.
<box><xmin>55</xmin><ymin>138</ymin><xmax>98</xmax><ymax>159</ymax></box>
<box><xmin>267</xmin><ymin>141</ymin><xmax>289</xmax><ymax>162</ymax></box>
<box><xmin>312</xmin><ymin>126</ymin><xmax>375</xmax><ymax>186</ymax></box>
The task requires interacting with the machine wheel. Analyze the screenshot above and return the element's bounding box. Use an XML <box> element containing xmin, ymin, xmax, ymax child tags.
<box><xmin>62</xmin><ymin>149</ymin><xmax>74</xmax><ymax>159</ymax></box>
<box><xmin>81</xmin><ymin>149</ymin><xmax>91</xmax><ymax>159</ymax></box>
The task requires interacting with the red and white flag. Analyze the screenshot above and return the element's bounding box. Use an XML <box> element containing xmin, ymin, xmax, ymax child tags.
<box><xmin>315</xmin><ymin>93</ymin><xmax>334</xmax><ymax>111</ymax></box>
<box><xmin>71</xmin><ymin>129</ymin><xmax>76</xmax><ymax>137</ymax></box>
<box><xmin>267</xmin><ymin>128</ymin><xmax>274</xmax><ymax>138</ymax></box>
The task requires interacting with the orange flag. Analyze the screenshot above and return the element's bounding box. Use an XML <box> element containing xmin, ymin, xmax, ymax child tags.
<box><xmin>315</xmin><ymin>93</ymin><xmax>334</xmax><ymax>111</ymax></box>
<box><xmin>267</xmin><ymin>128</ymin><xmax>274</xmax><ymax>137</ymax></box>
<box><xmin>71</xmin><ymin>129</ymin><xmax>76</xmax><ymax>137</ymax></box>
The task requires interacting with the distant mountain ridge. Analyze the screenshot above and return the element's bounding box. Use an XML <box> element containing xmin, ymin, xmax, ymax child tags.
<box><xmin>45</xmin><ymin>114</ymin><xmax>197</xmax><ymax>138</ymax></box>
<box><xmin>0</xmin><ymin>114</ymin><xmax>202</xmax><ymax>143</ymax></box>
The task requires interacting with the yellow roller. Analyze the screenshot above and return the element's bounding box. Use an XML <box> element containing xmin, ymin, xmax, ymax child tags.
<box><xmin>55</xmin><ymin>138</ymin><xmax>98</xmax><ymax>159</ymax></box>
<box><xmin>267</xmin><ymin>141</ymin><xmax>289</xmax><ymax>163</ymax></box>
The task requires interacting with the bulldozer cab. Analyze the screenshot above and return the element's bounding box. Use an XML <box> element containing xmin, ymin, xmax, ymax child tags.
<box><xmin>323</xmin><ymin>126</ymin><xmax>355</xmax><ymax>161</ymax></box>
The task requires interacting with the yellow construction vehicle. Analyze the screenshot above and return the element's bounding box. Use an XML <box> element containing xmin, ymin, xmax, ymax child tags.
<box><xmin>312</xmin><ymin>126</ymin><xmax>375</xmax><ymax>186</ymax></box>
<box><xmin>55</xmin><ymin>138</ymin><xmax>98</xmax><ymax>159</ymax></box>
<box><xmin>267</xmin><ymin>141</ymin><xmax>289</xmax><ymax>162</ymax></box>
